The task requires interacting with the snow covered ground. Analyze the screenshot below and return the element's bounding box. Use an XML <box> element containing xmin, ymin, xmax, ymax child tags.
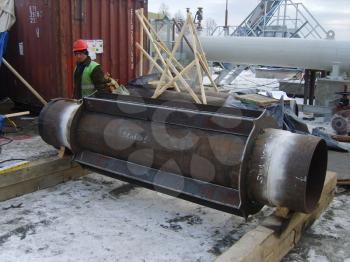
<box><xmin>0</xmin><ymin>167</ymin><xmax>349</xmax><ymax>262</ymax></box>
<box><xmin>0</xmin><ymin>173</ymin><xmax>269</xmax><ymax>262</ymax></box>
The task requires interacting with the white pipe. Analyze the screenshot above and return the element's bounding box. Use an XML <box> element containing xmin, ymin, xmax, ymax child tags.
<box><xmin>199</xmin><ymin>37</ymin><xmax>350</xmax><ymax>73</ymax></box>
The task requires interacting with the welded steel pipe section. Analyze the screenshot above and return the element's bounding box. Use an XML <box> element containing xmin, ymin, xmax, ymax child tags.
<box><xmin>39</xmin><ymin>96</ymin><xmax>328</xmax><ymax>217</ymax></box>
<box><xmin>199</xmin><ymin>37</ymin><xmax>350</xmax><ymax>73</ymax></box>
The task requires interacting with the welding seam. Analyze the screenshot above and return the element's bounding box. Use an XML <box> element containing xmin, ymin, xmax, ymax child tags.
<box><xmin>59</xmin><ymin>103</ymin><xmax>80</xmax><ymax>150</ymax></box>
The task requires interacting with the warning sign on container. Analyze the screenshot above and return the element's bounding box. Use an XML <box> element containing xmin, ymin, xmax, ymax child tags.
<box><xmin>85</xmin><ymin>40</ymin><xmax>103</xmax><ymax>60</ymax></box>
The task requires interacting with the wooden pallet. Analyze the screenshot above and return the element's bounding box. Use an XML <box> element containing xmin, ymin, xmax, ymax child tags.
<box><xmin>0</xmin><ymin>156</ymin><xmax>87</xmax><ymax>202</ymax></box>
<box><xmin>216</xmin><ymin>172</ymin><xmax>337</xmax><ymax>262</ymax></box>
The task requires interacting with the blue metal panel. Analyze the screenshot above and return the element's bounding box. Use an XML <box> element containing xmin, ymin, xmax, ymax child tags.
<box><xmin>0</xmin><ymin>32</ymin><xmax>9</xmax><ymax>66</ymax></box>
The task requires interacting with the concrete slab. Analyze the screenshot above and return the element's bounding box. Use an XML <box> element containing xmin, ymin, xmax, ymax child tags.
<box><xmin>328</xmin><ymin>151</ymin><xmax>350</xmax><ymax>181</ymax></box>
<box><xmin>315</xmin><ymin>79</ymin><xmax>350</xmax><ymax>107</ymax></box>
<box><xmin>279</xmin><ymin>80</ymin><xmax>304</xmax><ymax>96</ymax></box>
<box><xmin>256</xmin><ymin>68</ymin><xmax>300</xmax><ymax>80</ymax></box>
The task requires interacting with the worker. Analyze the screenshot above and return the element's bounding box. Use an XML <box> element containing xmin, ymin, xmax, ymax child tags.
<box><xmin>72</xmin><ymin>39</ymin><xmax>110</xmax><ymax>99</ymax></box>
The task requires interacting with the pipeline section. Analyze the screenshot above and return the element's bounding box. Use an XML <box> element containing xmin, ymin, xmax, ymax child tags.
<box><xmin>39</xmin><ymin>95</ymin><xmax>328</xmax><ymax>217</ymax></box>
<box><xmin>198</xmin><ymin>37</ymin><xmax>350</xmax><ymax>73</ymax></box>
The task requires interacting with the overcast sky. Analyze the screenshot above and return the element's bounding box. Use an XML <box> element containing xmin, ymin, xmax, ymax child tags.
<box><xmin>149</xmin><ymin>0</ymin><xmax>350</xmax><ymax>40</ymax></box>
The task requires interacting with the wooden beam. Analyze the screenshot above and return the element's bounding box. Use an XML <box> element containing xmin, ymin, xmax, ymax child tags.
<box><xmin>153</xmin><ymin>60</ymin><xmax>196</xmax><ymax>98</ymax></box>
<box><xmin>188</xmin><ymin>20</ymin><xmax>219</xmax><ymax>92</ymax></box>
<box><xmin>136</xmin><ymin>11</ymin><xmax>166</xmax><ymax>68</ymax></box>
<box><xmin>173</xmin><ymin>19</ymin><xmax>195</xmax><ymax>54</ymax></box>
<box><xmin>139</xmin><ymin>12</ymin><xmax>188</xmax><ymax>75</ymax></box>
<box><xmin>216</xmin><ymin>172</ymin><xmax>337</xmax><ymax>262</ymax></box>
<box><xmin>173</xmin><ymin>16</ymin><xmax>218</xmax><ymax>94</ymax></box>
<box><xmin>4</xmin><ymin>111</ymin><xmax>30</xmax><ymax>118</ymax></box>
<box><xmin>0</xmin><ymin>156</ymin><xmax>87</xmax><ymax>202</ymax></box>
<box><xmin>154</xmin><ymin>59</ymin><xmax>173</xmax><ymax>95</ymax></box>
<box><xmin>153</xmin><ymin>40</ymin><xmax>186</xmax><ymax>72</ymax></box>
<box><xmin>189</xmin><ymin>20</ymin><xmax>206</xmax><ymax>105</ymax></box>
<box><xmin>137</xmin><ymin>42</ymin><xmax>180</xmax><ymax>94</ymax></box>
<box><xmin>197</xmin><ymin>54</ymin><xmax>219</xmax><ymax>92</ymax></box>
<box><xmin>165</xmin><ymin>59</ymin><xmax>202</xmax><ymax>104</ymax></box>
<box><xmin>136</xmin><ymin>43</ymin><xmax>164</xmax><ymax>74</ymax></box>
<box><xmin>135</xmin><ymin>10</ymin><xmax>180</xmax><ymax>93</ymax></box>
<box><xmin>2</xmin><ymin>59</ymin><xmax>48</xmax><ymax>106</ymax></box>
<box><xmin>168</xmin><ymin>15</ymin><xmax>190</xmax><ymax>66</ymax></box>
<box><xmin>175</xmin><ymin>16</ymin><xmax>218</xmax><ymax>92</ymax></box>
<box><xmin>153</xmin><ymin>13</ymin><xmax>200</xmax><ymax>100</ymax></box>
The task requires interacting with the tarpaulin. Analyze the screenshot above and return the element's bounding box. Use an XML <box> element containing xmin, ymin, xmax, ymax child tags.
<box><xmin>0</xmin><ymin>0</ymin><xmax>16</xmax><ymax>32</ymax></box>
<box><xmin>0</xmin><ymin>31</ymin><xmax>8</xmax><ymax>66</ymax></box>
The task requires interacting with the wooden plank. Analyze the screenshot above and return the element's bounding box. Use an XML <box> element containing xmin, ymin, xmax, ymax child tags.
<box><xmin>0</xmin><ymin>167</ymin><xmax>84</xmax><ymax>202</ymax></box>
<box><xmin>189</xmin><ymin>20</ymin><xmax>206</xmax><ymax>105</ymax></box>
<box><xmin>235</xmin><ymin>94</ymin><xmax>279</xmax><ymax>107</ymax></box>
<box><xmin>141</xmin><ymin>13</ymin><xmax>185</xmax><ymax>72</ymax></box>
<box><xmin>0</xmin><ymin>161</ymin><xmax>30</xmax><ymax>174</ymax></box>
<box><xmin>58</xmin><ymin>146</ymin><xmax>66</xmax><ymax>159</ymax></box>
<box><xmin>2</xmin><ymin>59</ymin><xmax>48</xmax><ymax>106</ymax></box>
<box><xmin>332</xmin><ymin>135</ymin><xmax>350</xmax><ymax>143</ymax></box>
<box><xmin>0</xmin><ymin>157</ymin><xmax>87</xmax><ymax>202</ymax></box>
<box><xmin>216</xmin><ymin>172</ymin><xmax>337</xmax><ymax>262</ymax></box>
<box><xmin>188</xmin><ymin>19</ymin><xmax>219</xmax><ymax>93</ymax></box>
<box><xmin>153</xmin><ymin>60</ymin><xmax>196</xmax><ymax>98</ymax></box>
<box><xmin>148</xmin><ymin>80</ymin><xmax>175</xmax><ymax>89</ymax></box>
<box><xmin>165</xmin><ymin>60</ymin><xmax>202</xmax><ymax>104</ymax></box>
<box><xmin>136</xmin><ymin>43</ymin><xmax>164</xmax><ymax>74</ymax></box>
<box><xmin>135</xmin><ymin>10</ymin><xmax>180</xmax><ymax>93</ymax></box>
<box><xmin>337</xmin><ymin>180</ymin><xmax>350</xmax><ymax>186</ymax></box>
<box><xmin>0</xmin><ymin>157</ymin><xmax>74</xmax><ymax>188</ymax></box>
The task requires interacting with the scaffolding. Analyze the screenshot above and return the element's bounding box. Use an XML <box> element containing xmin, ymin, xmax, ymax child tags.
<box><xmin>211</xmin><ymin>0</ymin><xmax>334</xmax><ymax>39</ymax></box>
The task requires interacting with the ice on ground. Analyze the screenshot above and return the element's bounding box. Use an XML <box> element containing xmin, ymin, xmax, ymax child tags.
<box><xmin>0</xmin><ymin>135</ymin><xmax>57</xmax><ymax>163</ymax></box>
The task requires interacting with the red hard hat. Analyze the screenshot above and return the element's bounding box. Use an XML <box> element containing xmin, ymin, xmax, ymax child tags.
<box><xmin>73</xmin><ymin>39</ymin><xmax>88</xmax><ymax>52</ymax></box>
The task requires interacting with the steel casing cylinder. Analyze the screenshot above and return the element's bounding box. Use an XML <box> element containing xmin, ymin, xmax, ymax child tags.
<box><xmin>247</xmin><ymin>129</ymin><xmax>328</xmax><ymax>213</ymax></box>
<box><xmin>39</xmin><ymin>97</ymin><xmax>328</xmax><ymax>216</ymax></box>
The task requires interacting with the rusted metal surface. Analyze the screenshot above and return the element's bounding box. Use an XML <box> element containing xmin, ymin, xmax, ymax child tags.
<box><xmin>0</xmin><ymin>0</ymin><xmax>147</xmax><ymax>108</ymax></box>
<box><xmin>39</xmin><ymin>96</ymin><xmax>328</xmax><ymax>217</ymax></box>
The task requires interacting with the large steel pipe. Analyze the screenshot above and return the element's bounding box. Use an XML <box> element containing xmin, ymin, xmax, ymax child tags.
<box><xmin>199</xmin><ymin>37</ymin><xmax>350</xmax><ymax>73</ymax></box>
<box><xmin>39</xmin><ymin>96</ymin><xmax>327</xmax><ymax>217</ymax></box>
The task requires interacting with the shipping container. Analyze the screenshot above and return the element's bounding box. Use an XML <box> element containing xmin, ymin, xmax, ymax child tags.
<box><xmin>0</xmin><ymin>0</ymin><xmax>148</xmax><ymax>108</ymax></box>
